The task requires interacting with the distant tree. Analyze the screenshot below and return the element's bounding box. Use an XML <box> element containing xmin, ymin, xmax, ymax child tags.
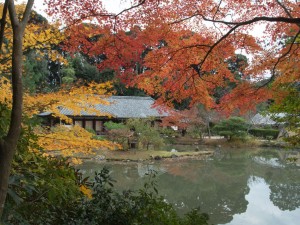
<box><xmin>23</xmin><ymin>51</ymin><xmax>49</xmax><ymax>93</ymax></box>
<box><xmin>214</xmin><ymin>54</ymin><xmax>249</xmax><ymax>104</ymax></box>
<box><xmin>61</xmin><ymin>66</ymin><xmax>76</xmax><ymax>85</ymax></box>
<box><xmin>161</xmin><ymin>106</ymin><xmax>204</xmax><ymax>137</ymax></box>
<box><xmin>269</xmin><ymin>86</ymin><xmax>300</xmax><ymax>146</ymax></box>
<box><xmin>70</xmin><ymin>55</ymin><xmax>104</xmax><ymax>83</ymax></box>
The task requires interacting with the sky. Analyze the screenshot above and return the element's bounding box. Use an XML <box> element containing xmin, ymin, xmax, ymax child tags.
<box><xmin>0</xmin><ymin>0</ymin><xmax>130</xmax><ymax>17</ymax></box>
<box><xmin>32</xmin><ymin>0</ymin><xmax>129</xmax><ymax>16</ymax></box>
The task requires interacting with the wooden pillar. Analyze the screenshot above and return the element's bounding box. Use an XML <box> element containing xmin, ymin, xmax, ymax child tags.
<box><xmin>93</xmin><ymin>119</ymin><xmax>96</xmax><ymax>131</ymax></box>
<box><xmin>83</xmin><ymin>118</ymin><xmax>86</xmax><ymax>129</ymax></box>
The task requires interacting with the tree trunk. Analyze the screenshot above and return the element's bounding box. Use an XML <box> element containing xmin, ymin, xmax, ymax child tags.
<box><xmin>207</xmin><ymin>121</ymin><xmax>211</xmax><ymax>139</ymax></box>
<box><xmin>0</xmin><ymin>0</ymin><xmax>33</xmax><ymax>214</ymax></box>
<box><xmin>0</xmin><ymin>24</ymin><xmax>24</xmax><ymax>217</ymax></box>
<box><xmin>0</xmin><ymin>140</ymin><xmax>17</xmax><ymax>217</ymax></box>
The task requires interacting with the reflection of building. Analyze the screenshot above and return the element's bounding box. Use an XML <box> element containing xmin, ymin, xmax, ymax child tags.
<box><xmin>39</xmin><ymin>96</ymin><xmax>168</xmax><ymax>134</ymax></box>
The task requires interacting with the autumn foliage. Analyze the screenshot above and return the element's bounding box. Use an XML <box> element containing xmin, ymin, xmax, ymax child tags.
<box><xmin>0</xmin><ymin>4</ymin><xmax>65</xmax><ymax>74</ymax></box>
<box><xmin>43</xmin><ymin>0</ymin><xmax>300</xmax><ymax>116</ymax></box>
<box><xmin>0</xmin><ymin>75</ymin><xmax>118</xmax><ymax>158</ymax></box>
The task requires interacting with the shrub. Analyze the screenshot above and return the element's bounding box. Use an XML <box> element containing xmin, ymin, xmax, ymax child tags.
<box><xmin>3</xmin><ymin>150</ymin><xmax>83</xmax><ymax>224</ymax></box>
<box><xmin>3</xmin><ymin>157</ymin><xmax>210</xmax><ymax>225</ymax></box>
<box><xmin>126</xmin><ymin>118</ymin><xmax>165</xmax><ymax>150</ymax></box>
<box><xmin>213</xmin><ymin>117</ymin><xmax>248</xmax><ymax>141</ymax></box>
<box><xmin>249</xmin><ymin>128</ymin><xmax>279</xmax><ymax>139</ymax></box>
<box><xmin>104</xmin><ymin>121</ymin><xmax>131</xmax><ymax>149</ymax></box>
<box><xmin>54</xmin><ymin>168</ymin><xmax>209</xmax><ymax>225</ymax></box>
<box><xmin>104</xmin><ymin>121</ymin><xmax>127</xmax><ymax>130</ymax></box>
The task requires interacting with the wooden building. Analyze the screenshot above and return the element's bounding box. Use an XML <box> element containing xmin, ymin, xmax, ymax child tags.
<box><xmin>38</xmin><ymin>96</ymin><xmax>168</xmax><ymax>134</ymax></box>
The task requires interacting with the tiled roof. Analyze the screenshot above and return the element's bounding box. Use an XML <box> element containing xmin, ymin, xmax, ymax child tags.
<box><xmin>250</xmin><ymin>113</ymin><xmax>285</xmax><ymax>125</ymax></box>
<box><xmin>41</xmin><ymin>96</ymin><xmax>168</xmax><ymax>118</ymax></box>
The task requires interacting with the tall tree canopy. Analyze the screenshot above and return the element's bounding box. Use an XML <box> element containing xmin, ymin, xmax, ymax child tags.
<box><xmin>46</xmin><ymin>0</ymin><xmax>300</xmax><ymax>113</ymax></box>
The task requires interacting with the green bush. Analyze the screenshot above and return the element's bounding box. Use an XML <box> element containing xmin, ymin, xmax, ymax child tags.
<box><xmin>126</xmin><ymin>118</ymin><xmax>165</xmax><ymax>150</ymax></box>
<box><xmin>52</xmin><ymin>168</ymin><xmax>209</xmax><ymax>225</ymax></box>
<box><xmin>3</xmin><ymin>146</ymin><xmax>83</xmax><ymax>225</ymax></box>
<box><xmin>213</xmin><ymin>117</ymin><xmax>249</xmax><ymax>141</ymax></box>
<box><xmin>160</xmin><ymin>127</ymin><xmax>177</xmax><ymax>137</ymax></box>
<box><xmin>249</xmin><ymin>128</ymin><xmax>279</xmax><ymax>139</ymax></box>
<box><xmin>104</xmin><ymin>121</ymin><xmax>127</xmax><ymax>130</ymax></box>
<box><xmin>3</xmin><ymin>162</ymin><xmax>210</xmax><ymax>225</ymax></box>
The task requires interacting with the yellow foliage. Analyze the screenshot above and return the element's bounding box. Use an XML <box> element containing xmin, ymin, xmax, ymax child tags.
<box><xmin>35</xmin><ymin>125</ymin><xmax>118</xmax><ymax>156</ymax></box>
<box><xmin>24</xmin><ymin>81</ymin><xmax>114</xmax><ymax>122</ymax></box>
<box><xmin>0</xmin><ymin>77</ymin><xmax>120</xmax><ymax>157</ymax></box>
<box><xmin>0</xmin><ymin>3</ymin><xmax>66</xmax><ymax>74</ymax></box>
<box><xmin>70</xmin><ymin>157</ymin><xmax>83</xmax><ymax>165</ymax></box>
<box><xmin>34</xmin><ymin>123</ymin><xmax>122</xmax><ymax>161</ymax></box>
<box><xmin>80</xmin><ymin>185</ymin><xmax>93</xmax><ymax>199</ymax></box>
<box><xmin>0</xmin><ymin>77</ymin><xmax>12</xmax><ymax>107</ymax></box>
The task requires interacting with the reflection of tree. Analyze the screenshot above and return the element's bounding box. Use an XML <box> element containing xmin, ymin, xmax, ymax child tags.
<box><xmin>269</xmin><ymin>183</ymin><xmax>300</xmax><ymax>211</ymax></box>
<box><xmin>253</xmin><ymin>149</ymin><xmax>300</xmax><ymax>212</ymax></box>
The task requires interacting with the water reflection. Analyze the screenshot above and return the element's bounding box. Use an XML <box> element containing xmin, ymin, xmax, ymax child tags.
<box><xmin>229</xmin><ymin>177</ymin><xmax>300</xmax><ymax>225</ymax></box>
<box><xmin>79</xmin><ymin>149</ymin><xmax>300</xmax><ymax>225</ymax></box>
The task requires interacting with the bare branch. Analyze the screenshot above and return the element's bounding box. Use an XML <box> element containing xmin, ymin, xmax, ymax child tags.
<box><xmin>275</xmin><ymin>0</ymin><xmax>300</xmax><ymax>28</ymax></box>
<box><xmin>275</xmin><ymin>0</ymin><xmax>293</xmax><ymax>19</ymax></box>
<box><xmin>115</xmin><ymin>0</ymin><xmax>146</xmax><ymax>18</ymax></box>
<box><xmin>212</xmin><ymin>0</ymin><xmax>223</xmax><ymax>20</ymax></box>
<box><xmin>60</xmin><ymin>0</ymin><xmax>146</xmax><ymax>30</ymax></box>
<box><xmin>169</xmin><ymin>11</ymin><xmax>199</xmax><ymax>25</ymax></box>
<box><xmin>200</xmin><ymin>15</ymin><xmax>300</xmax><ymax>25</ymax></box>
<box><xmin>171</xmin><ymin>12</ymin><xmax>300</xmax><ymax>26</ymax></box>
<box><xmin>189</xmin><ymin>14</ymin><xmax>300</xmax><ymax>76</ymax></box>
<box><xmin>259</xmin><ymin>28</ymin><xmax>300</xmax><ymax>89</ymax></box>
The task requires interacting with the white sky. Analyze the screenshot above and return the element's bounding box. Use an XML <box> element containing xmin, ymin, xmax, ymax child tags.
<box><xmin>0</xmin><ymin>0</ymin><xmax>129</xmax><ymax>17</ymax></box>
<box><xmin>33</xmin><ymin>0</ymin><xmax>128</xmax><ymax>15</ymax></box>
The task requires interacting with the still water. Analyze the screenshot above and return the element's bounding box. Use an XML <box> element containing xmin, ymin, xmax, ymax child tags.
<box><xmin>80</xmin><ymin>148</ymin><xmax>300</xmax><ymax>225</ymax></box>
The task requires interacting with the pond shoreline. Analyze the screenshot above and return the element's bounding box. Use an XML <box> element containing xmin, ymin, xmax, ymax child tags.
<box><xmin>80</xmin><ymin>149</ymin><xmax>214</xmax><ymax>163</ymax></box>
<box><xmin>74</xmin><ymin>137</ymin><xmax>295</xmax><ymax>164</ymax></box>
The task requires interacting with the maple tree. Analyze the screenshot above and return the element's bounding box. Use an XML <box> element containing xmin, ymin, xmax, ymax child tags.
<box><xmin>0</xmin><ymin>4</ymin><xmax>64</xmax><ymax>75</ymax></box>
<box><xmin>161</xmin><ymin>106</ymin><xmax>204</xmax><ymax>136</ymax></box>
<box><xmin>47</xmin><ymin>0</ymin><xmax>299</xmax><ymax>108</ymax></box>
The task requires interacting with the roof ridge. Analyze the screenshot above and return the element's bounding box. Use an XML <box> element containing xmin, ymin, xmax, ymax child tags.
<box><xmin>109</xmin><ymin>96</ymin><xmax>153</xmax><ymax>100</ymax></box>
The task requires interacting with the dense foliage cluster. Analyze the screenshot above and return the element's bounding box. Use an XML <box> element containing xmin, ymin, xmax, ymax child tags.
<box><xmin>248</xmin><ymin>128</ymin><xmax>279</xmax><ymax>140</ymax></box>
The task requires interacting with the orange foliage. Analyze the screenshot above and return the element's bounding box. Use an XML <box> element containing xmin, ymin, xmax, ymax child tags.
<box><xmin>44</xmin><ymin>0</ymin><xmax>300</xmax><ymax>116</ymax></box>
<box><xmin>161</xmin><ymin>106</ymin><xmax>204</xmax><ymax>130</ymax></box>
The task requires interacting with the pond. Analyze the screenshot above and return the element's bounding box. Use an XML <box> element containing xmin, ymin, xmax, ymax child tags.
<box><xmin>79</xmin><ymin>148</ymin><xmax>300</xmax><ymax>225</ymax></box>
